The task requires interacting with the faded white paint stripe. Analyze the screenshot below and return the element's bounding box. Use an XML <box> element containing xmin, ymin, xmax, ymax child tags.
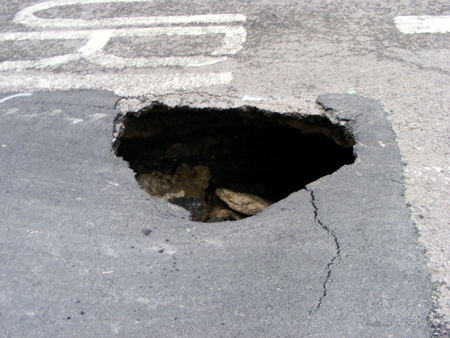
<box><xmin>14</xmin><ymin>0</ymin><xmax>246</xmax><ymax>28</ymax></box>
<box><xmin>0</xmin><ymin>25</ymin><xmax>246</xmax><ymax>56</ymax></box>
<box><xmin>0</xmin><ymin>93</ymin><xmax>33</xmax><ymax>104</ymax></box>
<box><xmin>0</xmin><ymin>26</ymin><xmax>244</xmax><ymax>41</ymax></box>
<box><xmin>394</xmin><ymin>15</ymin><xmax>450</xmax><ymax>34</ymax></box>
<box><xmin>87</xmin><ymin>54</ymin><xmax>227</xmax><ymax>69</ymax></box>
<box><xmin>0</xmin><ymin>72</ymin><xmax>233</xmax><ymax>96</ymax></box>
<box><xmin>0</xmin><ymin>54</ymin><xmax>81</xmax><ymax>71</ymax></box>
<box><xmin>0</xmin><ymin>26</ymin><xmax>245</xmax><ymax>70</ymax></box>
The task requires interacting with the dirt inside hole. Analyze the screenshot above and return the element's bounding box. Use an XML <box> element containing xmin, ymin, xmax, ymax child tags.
<box><xmin>113</xmin><ymin>103</ymin><xmax>355</xmax><ymax>222</ymax></box>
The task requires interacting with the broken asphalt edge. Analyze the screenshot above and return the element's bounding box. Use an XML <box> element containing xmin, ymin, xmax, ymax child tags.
<box><xmin>0</xmin><ymin>90</ymin><xmax>435</xmax><ymax>336</ymax></box>
<box><xmin>310</xmin><ymin>93</ymin><xmax>434</xmax><ymax>334</ymax></box>
<box><xmin>112</xmin><ymin>92</ymin><xmax>434</xmax><ymax>333</ymax></box>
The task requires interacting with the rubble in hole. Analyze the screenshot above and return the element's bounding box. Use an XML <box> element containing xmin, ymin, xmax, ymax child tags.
<box><xmin>137</xmin><ymin>163</ymin><xmax>271</xmax><ymax>222</ymax></box>
<box><xmin>113</xmin><ymin>102</ymin><xmax>356</xmax><ymax>222</ymax></box>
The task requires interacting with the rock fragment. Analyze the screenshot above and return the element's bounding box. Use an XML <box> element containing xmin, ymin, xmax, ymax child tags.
<box><xmin>215</xmin><ymin>188</ymin><xmax>271</xmax><ymax>216</ymax></box>
<box><xmin>137</xmin><ymin>165</ymin><xmax>271</xmax><ymax>221</ymax></box>
<box><xmin>174</xmin><ymin>163</ymin><xmax>211</xmax><ymax>200</ymax></box>
<box><xmin>207</xmin><ymin>207</ymin><xmax>241</xmax><ymax>222</ymax></box>
<box><xmin>136</xmin><ymin>171</ymin><xmax>182</xmax><ymax>201</ymax></box>
<box><xmin>136</xmin><ymin>163</ymin><xmax>210</xmax><ymax>203</ymax></box>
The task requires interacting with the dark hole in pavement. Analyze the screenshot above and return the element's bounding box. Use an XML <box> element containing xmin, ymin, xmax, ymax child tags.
<box><xmin>113</xmin><ymin>102</ymin><xmax>355</xmax><ymax>222</ymax></box>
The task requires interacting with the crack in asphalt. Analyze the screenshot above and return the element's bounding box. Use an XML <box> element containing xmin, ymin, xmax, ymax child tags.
<box><xmin>306</xmin><ymin>187</ymin><xmax>341</xmax><ymax>316</ymax></box>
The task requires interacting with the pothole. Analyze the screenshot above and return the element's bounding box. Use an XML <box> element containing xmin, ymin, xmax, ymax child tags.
<box><xmin>113</xmin><ymin>102</ymin><xmax>356</xmax><ymax>222</ymax></box>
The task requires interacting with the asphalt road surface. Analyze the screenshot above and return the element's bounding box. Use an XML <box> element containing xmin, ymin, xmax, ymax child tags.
<box><xmin>0</xmin><ymin>0</ymin><xmax>449</xmax><ymax>336</ymax></box>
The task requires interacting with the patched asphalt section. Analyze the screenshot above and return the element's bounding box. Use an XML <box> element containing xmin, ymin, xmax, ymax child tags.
<box><xmin>0</xmin><ymin>91</ymin><xmax>431</xmax><ymax>336</ymax></box>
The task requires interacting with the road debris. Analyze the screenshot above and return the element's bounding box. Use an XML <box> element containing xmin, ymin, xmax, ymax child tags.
<box><xmin>215</xmin><ymin>188</ymin><xmax>272</xmax><ymax>215</ymax></box>
<box><xmin>136</xmin><ymin>163</ymin><xmax>270</xmax><ymax>221</ymax></box>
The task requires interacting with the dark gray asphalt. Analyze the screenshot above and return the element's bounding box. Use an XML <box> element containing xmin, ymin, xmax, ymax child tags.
<box><xmin>0</xmin><ymin>91</ymin><xmax>431</xmax><ymax>336</ymax></box>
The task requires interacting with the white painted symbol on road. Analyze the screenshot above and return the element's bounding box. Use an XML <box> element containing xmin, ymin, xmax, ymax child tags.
<box><xmin>14</xmin><ymin>0</ymin><xmax>246</xmax><ymax>28</ymax></box>
<box><xmin>0</xmin><ymin>26</ymin><xmax>246</xmax><ymax>71</ymax></box>
<box><xmin>0</xmin><ymin>0</ymin><xmax>247</xmax><ymax>94</ymax></box>
<box><xmin>394</xmin><ymin>15</ymin><xmax>450</xmax><ymax>34</ymax></box>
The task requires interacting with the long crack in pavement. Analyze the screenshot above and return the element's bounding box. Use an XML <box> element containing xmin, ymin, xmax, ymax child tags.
<box><xmin>306</xmin><ymin>187</ymin><xmax>342</xmax><ymax>316</ymax></box>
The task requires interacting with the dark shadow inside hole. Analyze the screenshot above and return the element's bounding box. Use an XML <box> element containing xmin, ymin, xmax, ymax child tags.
<box><xmin>113</xmin><ymin>103</ymin><xmax>356</xmax><ymax>222</ymax></box>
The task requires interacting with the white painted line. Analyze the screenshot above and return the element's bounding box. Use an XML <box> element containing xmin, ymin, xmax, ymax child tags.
<box><xmin>77</xmin><ymin>30</ymin><xmax>112</xmax><ymax>55</ymax></box>
<box><xmin>14</xmin><ymin>0</ymin><xmax>246</xmax><ymax>28</ymax></box>
<box><xmin>0</xmin><ymin>72</ymin><xmax>233</xmax><ymax>96</ymax></box>
<box><xmin>0</xmin><ymin>26</ymin><xmax>246</xmax><ymax>53</ymax></box>
<box><xmin>89</xmin><ymin>113</ymin><xmax>108</xmax><ymax>121</ymax></box>
<box><xmin>0</xmin><ymin>54</ymin><xmax>81</xmax><ymax>72</ymax></box>
<box><xmin>87</xmin><ymin>54</ymin><xmax>228</xmax><ymax>69</ymax></box>
<box><xmin>4</xmin><ymin>108</ymin><xmax>19</xmax><ymax>115</ymax></box>
<box><xmin>0</xmin><ymin>26</ymin><xmax>246</xmax><ymax>70</ymax></box>
<box><xmin>394</xmin><ymin>15</ymin><xmax>450</xmax><ymax>34</ymax></box>
<box><xmin>0</xmin><ymin>93</ymin><xmax>33</xmax><ymax>104</ymax></box>
<box><xmin>66</xmin><ymin>117</ymin><xmax>83</xmax><ymax>124</ymax></box>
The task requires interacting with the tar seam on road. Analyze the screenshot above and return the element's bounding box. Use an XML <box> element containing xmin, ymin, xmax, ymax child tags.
<box><xmin>306</xmin><ymin>187</ymin><xmax>342</xmax><ymax>316</ymax></box>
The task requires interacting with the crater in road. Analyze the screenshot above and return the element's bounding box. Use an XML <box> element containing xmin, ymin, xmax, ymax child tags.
<box><xmin>113</xmin><ymin>103</ymin><xmax>355</xmax><ymax>222</ymax></box>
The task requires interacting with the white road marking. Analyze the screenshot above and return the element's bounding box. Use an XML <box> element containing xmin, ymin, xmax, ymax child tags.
<box><xmin>394</xmin><ymin>15</ymin><xmax>450</xmax><ymax>34</ymax></box>
<box><xmin>14</xmin><ymin>0</ymin><xmax>246</xmax><ymax>28</ymax></box>
<box><xmin>0</xmin><ymin>93</ymin><xmax>33</xmax><ymax>104</ymax></box>
<box><xmin>4</xmin><ymin>108</ymin><xmax>19</xmax><ymax>115</ymax></box>
<box><xmin>89</xmin><ymin>113</ymin><xmax>108</xmax><ymax>121</ymax></box>
<box><xmin>0</xmin><ymin>72</ymin><xmax>233</xmax><ymax>96</ymax></box>
<box><xmin>89</xmin><ymin>54</ymin><xmax>228</xmax><ymax>69</ymax></box>
<box><xmin>0</xmin><ymin>26</ymin><xmax>246</xmax><ymax>70</ymax></box>
<box><xmin>4</xmin><ymin>108</ymin><xmax>64</xmax><ymax>118</ymax></box>
<box><xmin>15</xmin><ymin>113</ymin><xmax>40</xmax><ymax>118</ymax></box>
<box><xmin>66</xmin><ymin>117</ymin><xmax>83</xmax><ymax>124</ymax></box>
<box><xmin>0</xmin><ymin>55</ymin><xmax>81</xmax><ymax>72</ymax></box>
<box><xmin>77</xmin><ymin>30</ymin><xmax>112</xmax><ymax>55</ymax></box>
<box><xmin>1</xmin><ymin>1</ymin><xmax>247</xmax><ymax>93</ymax></box>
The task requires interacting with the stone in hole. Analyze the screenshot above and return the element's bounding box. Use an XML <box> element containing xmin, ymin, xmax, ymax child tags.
<box><xmin>113</xmin><ymin>103</ymin><xmax>355</xmax><ymax>222</ymax></box>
